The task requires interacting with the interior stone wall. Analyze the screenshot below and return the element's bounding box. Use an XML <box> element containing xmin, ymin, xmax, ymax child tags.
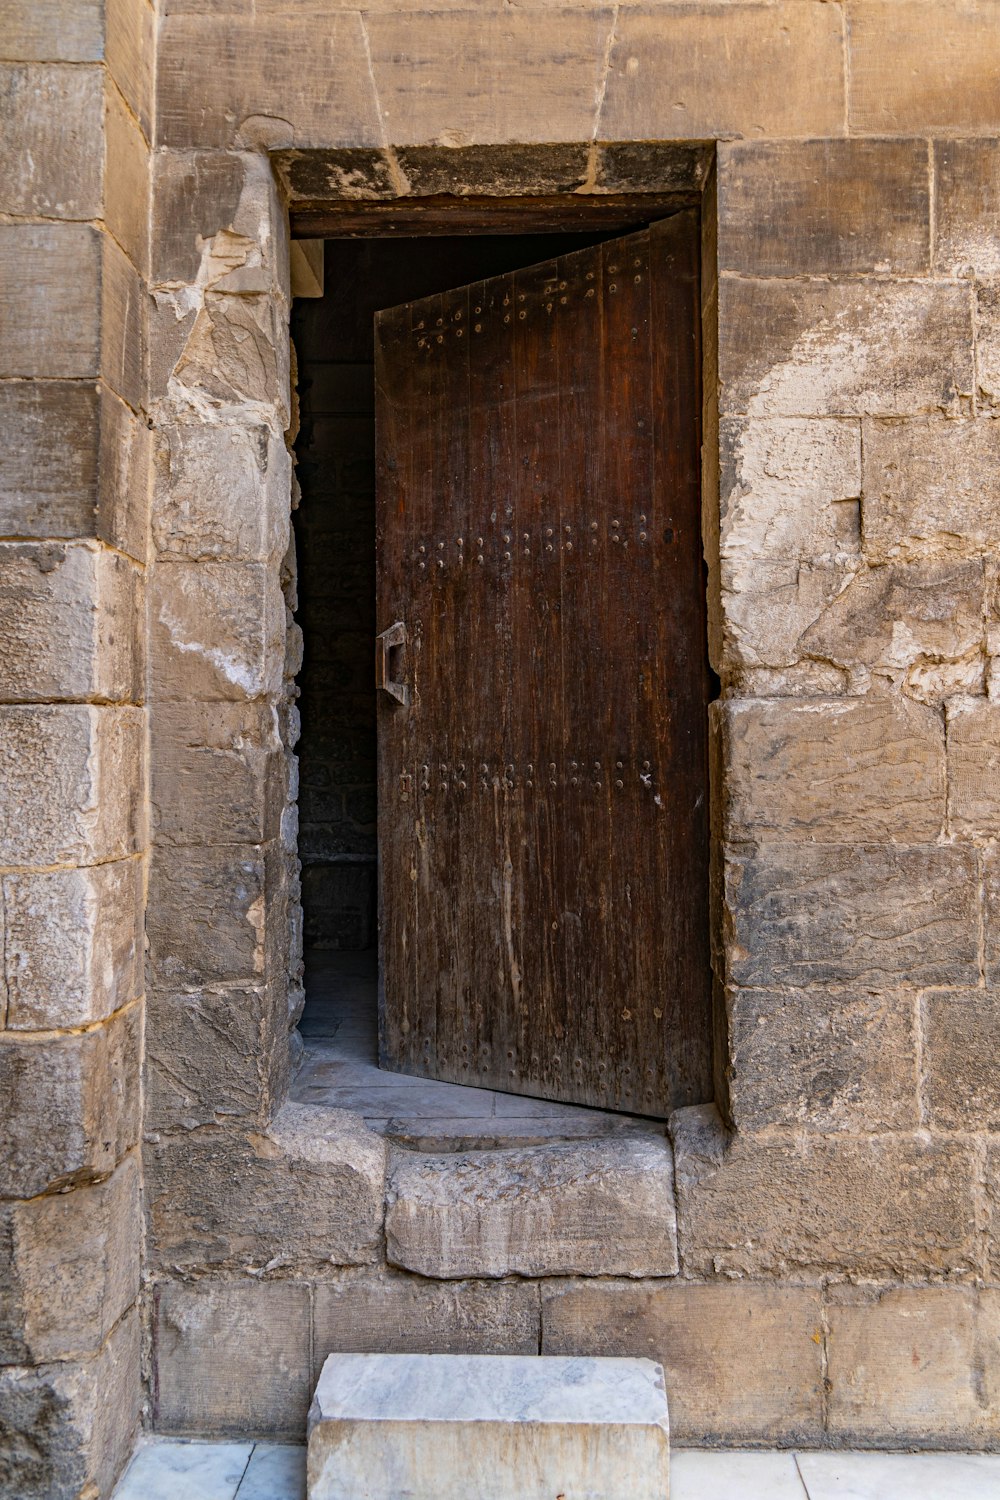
<box><xmin>6</xmin><ymin>2</ymin><xmax>1000</xmax><ymax>1494</ymax></box>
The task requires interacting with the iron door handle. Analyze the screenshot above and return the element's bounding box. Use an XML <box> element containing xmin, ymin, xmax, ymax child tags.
<box><xmin>376</xmin><ymin>621</ymin><xmax>409</xmax><ymax>705</ymax></box>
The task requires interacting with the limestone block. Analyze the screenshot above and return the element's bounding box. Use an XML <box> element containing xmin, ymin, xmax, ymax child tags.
<box><xmin>98</xmin><ymin>384</ymin><xmax>153</xmax><ymax>561</ymax></box>
<box><xmin>983</xmin><ymin>849</ymin><xmax>1000</xmax><ymax>985</ymax></box>
<box><xmin>106</xmin><ymin>0</ymin><xmax>154</xmax><ymax>140</ymax></box>
<box><xmin>826</xmin><ymin>1286</ymin><xmax>998</xmax><ymax>1443</ymax></box>
<box><xmin>104</xmin><ymin>79</ymin><xmax>150</xmax><ymax>276</ymax></box>
<box><xmin>395</xmin><ymin>143</ymin><xmax>590</xmax><ymax>199</ymax></box>
<box><xmin>0</xmin><ymin>382</ymin><xmax>100</xmax><ymax>542</ymax></box>
<box><xmin>150</xmin><ymin>561</ymin><xmax>285</xmax><ymax>701</ymax></box>
<box><xmin>385</xmin><ymin>1135</ymin><xmax>678</xmax><ymax>1280</ymax></box>
<box><xmin>862</xmin><ymin>416</ymin><xmax>1000</xmax><ymax>560</ymax></box>
<box><xmin>595</xmin><ymin>142</ymin><xmax>709</xmax><ymax>197</ymax></box>
<box><xmin>935</xmin><ymin>141</ymin><xmax>1000</xmax><ymax>276</ymax></box>
<box><xmin>849</xmin><ymin>1</ymin><xmax>1000</xmax><ymax>134</ymax></box>
<box><xmin>157</xmin><ymin>12</ymin><xmax>381</xmax><ymax>149</ymax></box>
<box><xmin>974</xmin><ymin>280</ymin><xmax>1000</xmax><ymax>412</ymax></box>
<box><xmin>718</xmin><ymin>277</ymin><xmax>973</xmax><ymax>418</ymax></box>
<box><xmin>151</xmin><ymin>149</ymin><xmax>287</xmax><ymax>293</ymax></box>
<box><xmin>727</xmin><ymin>987</ymin><xmax>918</xmax><ymax>1134</ymax></box>
<box><xmin>312</xmin><ymin>1269</ymin><xmax>539</xmax><ymax>1376</ymax></box>
<box><xmin>147</xmin><ymin>843</ymin><xmax>270</xmax><ymax>986</ymax></box>
<box><xmin>0</xmin><ymin>64</ymin><xmax>103</xmax><ymax>218</ymax></box>
<box><xmin>146</xmin><ymin>1103</ymin><xmax>386</xmax><ymax>1271</ymax></box>
<box><xmin>3</xmin><ymin>859</ymin><xmax>142</xmax><ymax>1030</ymax></box>
<box><xmin>0</xmin><ymin>1002</ymin><xmax>141</xmax><ymax>1198</ymax></box>
<box><xmin>0</xmin><ymin>1308</ymin><xmax>139</xmax><ymax>1500</ymax></box>
<box><xmin>151</xmin><ymin>701</ymin><xmax>283</xmax><ymax>846</ymax></box>
<box><xmin>0</xmin><ymin>705</ymin><xmax>144</xmax><ymax>866</ymax></box>
<box><xmin>100</xmin><ymin>231</ymin><xmax>146</xmax><ymax>410</ymax></box>
<box><xmin>542</xmin><ymin>1279</ymin><xmax>824</xmax><ymax>1444</ymax></box>
<box><xmin>366</xmin><ymin>10</ymin><xmax>612</xmax><ymax>146</ymax></box>
<box><xmin>145</xmin><ymin>983</ymin><xmax>287</xmax><ymax>1130</ymax></box>
<box><xmin>986</xmin><ymin>1145</ymin><xmax>1000</xmax><ymax>1280</ymax></box>
<box><xmin>0</xmin><ymin>1154</ymin><xmax>140</xmax><ymax>1364</ymax></box>
<box><xmin>923</xmin><ymin>990</ymin><xmax>1000</xmax><ymax>1130</ymax></box>
<box><xmin>719</xmin><ymin>697</ymin><xmax>945</xmax><ymax>843</ymax></box>
<box><xmin>724</xmin><ymin>843</ymin><xmax>978</xmax><ymax>989</ymax></box>
<box><xmin>720</xmin><ymin>556</ymin><xmax>859</xmax><ymax>673</ymax></box>
<box><xmin>170</xmin><ymin>292</ymin><xmax>289</xmax><ymax>417</ymax></box>
<box><xmin>601</xmin><ymin>3</ymin><xmax>844</xmax><ymax>141</ymax></box>
<box><xmin>154</xmin><ymin>1279</ymin><xmax>311</xmax><ymax>1437</ymax></box>
<box><xmin>947</xmin><ymin>699</ymin><xmax>1000</xmax><ymax>838</ymax></box>
<box><xmin>0</xmin><ymin>542</ymin><xmax>141</xmax><ymax>702</ymax></box>
<box><xmin>2</xmin><ymin>0</ymin><xmax>103</xmax><ymax>61</ymax></box>
<box><xmin>671</xmin><ymin>1104</ymin><xmax>977</xmax><ymax>1278</ymax></box>
<box><xmin>720</xmin><ymin>415</ymin><xmax>862</xmax><ymax>564</ymax></box>
<box><xmin>0</xmin><ymin>224</ymin><xmax>100</xmax><ymax>378</ymax></box>
<box><xmin>307</xmin><ymin>1353</ymin><xmax>669</xmax><ymax>1500</ymax></box>
<box><xmin>153</xmin><ymin>421</ymin><xmax>290</xmax><ymax>561</ymax></box>
<box><xmin>718</xmin><ymin>140</ymin><xmax>930</xmax><ymax>277</ymax></box>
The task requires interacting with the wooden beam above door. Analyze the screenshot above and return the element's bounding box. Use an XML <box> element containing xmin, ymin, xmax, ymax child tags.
<box><xmin>289</xmin><ymin>193</ymin><xmax>697</xmax><ymax>239</ymax></box>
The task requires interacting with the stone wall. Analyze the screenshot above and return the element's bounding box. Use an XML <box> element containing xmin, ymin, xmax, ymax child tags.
<box><xmin>6</xmin><ymin>1</ymin><xmax>1000</xmax><ymax>1492</ymax></box>
<box><xmin>0</xmin><ymin>1</ymin><xmax>152</xmax><ymax>1494</ymax></box>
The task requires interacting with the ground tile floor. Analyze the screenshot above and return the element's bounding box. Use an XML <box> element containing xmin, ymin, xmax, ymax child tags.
<box><xmin>112</xmin><ymin>1437</ymin><xmax>1000</xmax><ymax>1498</ymax></box>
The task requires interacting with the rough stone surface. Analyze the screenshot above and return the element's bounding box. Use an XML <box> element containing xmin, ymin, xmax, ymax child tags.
<box><xmin>152</xmin><ymin>421</ymin><xmax>290</xmax><ymax>562</ymax></box>
<box><xmin>0</xmin><ymin>705</ymin><xmax>144</xmax><ymax>866</ymax></box>
<box><xmin>307</xmin><ymin>1353</ymin><xmax>670</xmax><ymax>1500</ymax></box>
<box><xmin>0</xmin><ymin>1154</ymin><xmax>140</xmax><ymax>1364</ymax></box>
<box><xmin>862</xmin><ymin>418</ymin><xmax>1000</xmax><ymax>561</ymax></box>
<box><xmin>0</xmin><ymin>1003</ymin><xmax>142</xmax><ymax>1199</ymax></box>
<box><xmin>0</xmin><ymin>381</ymin><xmax>101</xmax><ymax>541</ymax></box>
<box><xmin>147</xmin><ymin>843</ymin><xmax>269</xmax><ymax>987</ymax></box>
<box><xmin>0</xmin><ymin>1309</ymin><xmax>140</xmax><ymax>1500</ymax></box>
<box><xmin>935</xmin><ymin>140</ymin><xmax>1000</xmax><ymax>277</ymax></box>
<box><xmin>923</xmin><ymin>990</ymin><xmax>1000</xmax><ymax>1130</ymax></box>
<box><xmin>2</xmin><ymin>0</ymin><xmax>103</xmax><ymax>61</ymax></box>
<box><xmin>312</xmin><ymin>1270</ymin><xmax>540</xmax><ymax>1377</ymax></box>
<box><xmin>150</xmin><ymin>701</ymin><xmax>284</xmax><ymax>847</ymax></box>
<box><xmin>719</xmin><ymin>697</ymin><xmax>945</xmax><ymax>843</ymax></box>
<box><xmin>947</xmin><ymin>699</ymin><xmax>1000</xmax><ymax>839</ymax></box>
<box><xmin>386</xmin><ymin>1135</ymin><xmax>678</xmax><ymax>1280</ymax></box>
<box><xmin>542</xmin><ymin>1279</ymin><xmax>824</xmax><ymax>1444</ymax></box>
<box><xmin>150</xmin><ymin>561</ymin><xmax>285</xmax><ymax>702</ymax></box>
<box><xmin>154</xmin><ymin>1279</ymin><xmax>311</xmax><ymax>1437</ymax></box>
<box><xmin>3</xmin><ymin>859</ymin><xmax>142</xmax><ymax>1030</ymax></box>
<box><xmin>849</xmin><ymin>0</ymin><xmax>1000</xmax><ymax>134</ymax></box>
<box><xmin>671</xmin><ymin>1105</ymin><xmax>977</xmax><ymax>1278</ymax></box>
<box><xmin>146</xmin><ymin>1103</ymin><xmax>386</xmax><ymax>1271</ymax></box>
<box><xmin>0</xmin><ymin>63</ymin><xmax>104</xmax><ymax>218</ymax></box>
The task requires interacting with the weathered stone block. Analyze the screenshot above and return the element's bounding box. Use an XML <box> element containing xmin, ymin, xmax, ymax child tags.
<box><xmin>975</xmin><ymin>280</ymin><xmax>1000</xmax><ymax>412</ymax></box>
<box><xmin>150</xmin><ymin>561</ymin><xmax>285</xmax><ymax>701</ymax></box>
<box><xmin>0</xmin><ymin>1308</ymin><xmax>139</xmax><ymax>1500</ymax></box>
<box><xmin>157</xmin><ymin>12</ymin><xmax>381</xmax><ymax>149</ymax></box>
<box><xmin>367</xmin><ymin>10</ymin><xmax>612</xmax><ymax>146</ymax></box>
<box><xmin>146</xmin><ymin>1103</ymin><xmax>386</xmax><ymax>1271</ymax></box>
<box><xmin>3</xmin><ymin>859</ymin><xmax>142</xmax><ymax>1030</ymax></box>
<box><xmin>145</xmin><ymin>983</ymin><xmax>286</xmax><ymax>1130</ymax></box>
<box><xmin>0</xmin><ymin>382</ymin><xmax>100</xmax><ymax>541</ymax></box>
<box><xmin>718</xmin><ymin>140</ymin><xmax>930</xmax><ymax>276</ymax></box>
<box><xmin>0</xmin><ymin>64</ymin><xmax>103</xmax><ymax>218</ymax></box>
<box><xmin>0</xmin><ymin>1002</ymin><xmax>141</xmax><ymax>1199</ymax></box>
<box><xmin>923</xmin><ymin>989</ymin><xmax>1000</xmax><ymax>1131</ymax></box>
<box><xmin>947</xmin><ymin>698</ymin><xmax>1000</xmax><ymax>839</ymax></box>
<box><xmin>601</xmin><ymin>3</ymin><xmax>845</xmax><ymax>141</ymax></box>
<box><xmin>826</xmin><ymin>1286</ymin><xmax>999</xmax><ymax>1444</ymax></box>
<box><xmin>720</xmin><ymin>415</ymin><xmax>862</xmax><ymax>565</ymax></box>
<box><xmin>100</xmin><ymin>230</ymin><xmax>146</xmax><ymax>410</ymax></box>
<box><xmin>386</xmin><ymin>1135</ymin><xmax>677</xmax><ymax>1280</ymax></box>
<box><xmin>542</xmin><ymin>1279</ymin><xmax>824</xmax><ymax>1444</ymax></box>
<box><xmin>671</xmin><ymin>1104</ymin><xmax>977</xmax><ymax>1278</ymax></box>
<box><xmin>0</xmin><ymin>1154</ymin><xmax>140</xmax><ymax>1364</ymax></box>
<box><xmin>849</xmin><ymin>1</ymin><xmax>1000</xmax><ymax>134</ymax></box>
<box><xmin>718</xmin><ymin>277</ymin><xmax>973</xmax><ymax>418</ymax></box>
<box><xmin>395</xmin><ymin>142</ymin><xmax>589</xmax><ymax>198</ymax></box>
<box><xmin>147</xmin><ymin>843</ymin><xmax>269</xmax><ymax>986</ymax></box>
<box><xmin>104</xmin><ymin>78</ymin><xmax>150</xmax><ymax>275</ymax></box>
<box><xmin>151</xmin><ymin>701</ymin><xmax>283</xmax><ymax>847</ymax></box>
<box><xmin>152</xmin><ymin>149</ymin><xmax>251</xmax><ymax>284</ymax></box>
<box><xmin>98</xmin><ymin>385</ymin><xmax>152</xmax><ymax>561</ymax></box>
<box><xmin>313</xmin><ymin>1269</ymin><xmax>539</xmax><ymax>1377</ymax></box>
<box><xmin>0</xmin><ymin>705</ymin><xmax>144</xmax><ymax>866</ymax></box>
<box><xmin>106</xmin><ymin>0</ymin><xmax>154</xmax><ymax>140</ymax></box>
<box><xmin>2</xmin><ymin>0</ymin><xmax>103</xmax><ymax>61</ymax></box>
<box><xmin>720</xmin><ymin>556</ymin><xmax>859</xmax><ymax>673</ymax></box>
<box><xmin>727</xmin><ymin>987</ymin><xmax>918</xmax><ymax>1134</ymax></box>
<box><xmin>724</xmin><ymin>844</ymin><xmax>978</xmax><ymax>988</ymax></box>
<box><xmin>169</xmin><ymin>291</ymin><xmax>289</xmax><ymax>414</ymax></box>
<box><xmin>862</xmin><ymin>416</ymin><xmax>1000</xmax><ymax>561</ymax></box>
<box><xmin>153</xmin><ymin>421</ymin><xmax>290</xmax><ymax>561</ymax></box>
<box><xmin>935</xmin><ymin>140</ymin><xmax>1000</xmax><ymax>276</ymax></box>
<box><xmin>0</xmin><ymin>542</ymin><xmax>141</xmax><ymax>703</ymax></box>
<box><xmin>0</xmin><ymin>224</ymin><xmax>100</xmax><ymax>378</ymax></box>
<box><xmin>719</xmin><ymin>697</ymin><xmax>945</xmax><ymax>844</ymax></box>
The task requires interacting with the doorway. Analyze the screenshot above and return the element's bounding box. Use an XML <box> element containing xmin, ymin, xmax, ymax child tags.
<box><xmin>291</xmin><ymin>215</ymin><xmax>711</xmax><ymax>1127</ymax></box>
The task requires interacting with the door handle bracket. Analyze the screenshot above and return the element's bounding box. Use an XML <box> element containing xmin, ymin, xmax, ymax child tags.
<box><xmin>376</xmin><ymin>621</ymin><xmax>409</xmax><ymax>705</ymax></box>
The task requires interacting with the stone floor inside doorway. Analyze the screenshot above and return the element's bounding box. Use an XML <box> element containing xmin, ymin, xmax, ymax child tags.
<box><xmin>112</xmin><ymin>1437</ymin><xmax>1000</xmax><ymax>1498</ymax></box>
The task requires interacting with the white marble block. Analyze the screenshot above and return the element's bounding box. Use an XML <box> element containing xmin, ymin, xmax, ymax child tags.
<box><xmin>307</xmin><ymin>1352</ymin><xmax>669</xmax><ymax>1500</ymax></box>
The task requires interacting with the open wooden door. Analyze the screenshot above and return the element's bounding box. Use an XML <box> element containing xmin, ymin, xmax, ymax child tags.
<box><xmin>374</xmin><ymin>210</ymin><xmax>711</xmax><ymax>1116</ymax></box>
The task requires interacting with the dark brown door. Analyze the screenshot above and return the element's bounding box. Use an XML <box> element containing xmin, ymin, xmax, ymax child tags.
<box><xmin>374</xmin><ymin>211</ymin><xmax>711</xmax><ymax>1116</ymax></box>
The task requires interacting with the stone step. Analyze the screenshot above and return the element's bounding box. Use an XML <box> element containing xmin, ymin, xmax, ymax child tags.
<box><xmin>307</xmin><ymin>1352</ymin><xmax>669</xmax><ymax>1500</ymax></box>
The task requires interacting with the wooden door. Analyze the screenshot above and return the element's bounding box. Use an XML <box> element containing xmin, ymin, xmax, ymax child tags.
<box><xmin>374</xmin><ymin>211</ymin><xmax>711</xmax><ymax>1116</ymax></box>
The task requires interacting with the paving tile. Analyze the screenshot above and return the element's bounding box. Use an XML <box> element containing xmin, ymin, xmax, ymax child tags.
<box><xmin>797</xmin><ymin>1451</ymin><xmax>1000</xmax><ymax>1500</ymax></box>
<box><xmin>671</xmin><ymin>1449</ymin><xmax>807</xmax><ymax>1499</ymax></box>
<box><xmin>235</xmin><ymin>1443</ymin><xmax>307</xmax><ymax>1500</ymax></box>
<box><xmin>113</xmin><ymin>1439</ymin><xmax>252</xmax><ymax>1500</ymax></box>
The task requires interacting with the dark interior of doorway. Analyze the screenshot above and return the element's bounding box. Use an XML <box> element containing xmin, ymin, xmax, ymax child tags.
<box><xmin>291</xmin><ymin>232</ymin><xmax>623</xmax><ymax>974</ymax></box>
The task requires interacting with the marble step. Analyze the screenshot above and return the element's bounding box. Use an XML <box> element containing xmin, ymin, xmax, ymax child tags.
<box><xmin>307</xmin><ymin>1352</ymin><xmax>669</xmax><ymax>1500</ymax></box>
